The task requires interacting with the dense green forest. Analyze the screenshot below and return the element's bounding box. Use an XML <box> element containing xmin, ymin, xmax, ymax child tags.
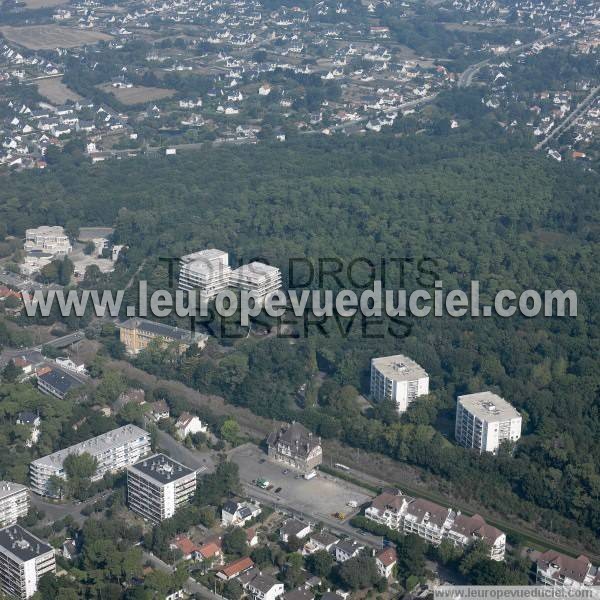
<box><xmin>1</xmin><ymin>125</ymin><xmax>600</xmax><ymax>551</ymax></box>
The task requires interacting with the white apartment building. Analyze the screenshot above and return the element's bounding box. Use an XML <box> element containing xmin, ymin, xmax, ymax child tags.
<box><xmin>0</xmin><ymin>483</ymin><xmax>29</xmax><ymax>528</ymax></box>
<box><xmin>178</xmin><ymin>249</ymin><xmax>232</xmax><ymax>299</ymax></box>
<box><xmin>370</xmin><ymin>355</ymin><xmax>429</xmax><ymax>412</ymax></box>
<box><xmin>229</xmin><ymin>262</ymin><xmax>282</xmax><ymax>301</ymax></box>
<box><xmin>0</xmin><ymin>525</ymin><xmax>55</xmax><ymax>599</ymax></box>
<box><xmin>455</xmin><ymin>392</ymin><xmax>522</xmax><ymax>454</ymax></box>
<box><xmin>30</xmin><ymin>425</ymin><xmax>150</xmax><ymax>497</ymax></box>
<box><xmin>365</xmin><ymin>490</ymin><xmax>506</xmax><ymax>561</ymax></box>
<box><xmin>24</xmin><ymin>226</ymin><xmax>71</xmax><ymax>256</ymax></box>
<box><xmin>127</xmin><ymin>454</ymin><xmax>197</xmax><ymax>523</ymax></box>
<box><xmin>536</xmin><ymin>551</ymin><xmax>600</xmax><ymax>588</ymax></box>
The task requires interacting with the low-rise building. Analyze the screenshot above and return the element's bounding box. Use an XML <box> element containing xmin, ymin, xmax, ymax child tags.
<box><xmin>118</xmin><ymin>318</ymin><xmax>208</xmax><ymax>356</ymax></box>
<box><xmin>174</xmin><ymin>412</ymin><xmax>207</xmax><ymax>439</ymax></box>
<box><xmin>303</xmin><ymin>531</ymin><xmax>338</xmax><ymax>555</ymax></box>
<box><xmin>37</xmin><ymin>368</ymin><xmax>84</xmax><ymax>400</ymax></box>
<box><xmin>239</xmin><ymin>568</ymin><xmax>285</xmax><ymax>600</ymax></box>
<box><xmin>0</xmin><ymin>525</ymin><xmax>55</xmax><ymax>598</ymax></box>
<box><xmin>447</xmin><ymin>514</ymin><xmax>506</xmax><ymax>561</ymax></box>
<box><xmin>30</xmin><ymin>425</ymin><xmax>150</xmax><ymax>497</ymax></box>
<box><xmin>455</xmin><ymin>392</ymin><xmax>522</xmax><ymax>454</ymax></box>
<box><xmin>335</xmin><ymin>540</ymin><xmax>363</xmax><ymax>563</ymax></box>
<box><xmin>217</xmin><ymin>557</ymin><xmax>255</xmax><ymax>580</ymax></box>
<box><xmin>370</xmin><ymin>355</ymin><xmax>429</xmax><ymax>413</ymax></box>
<box><xmin>375</xmin><ymin>547</ymin><xmax>397</xmax><ymax>579</ymax></box>
<box><xmin>221</xmin><ymin>500</ymin><xmax>261</xmax><ymax>527</ymax></box>
<box><xmin>279</xmin><ymin>519</ymin><xmax>312</xmax><ymax>542</ymax></box>
<box><xmin>0</xmin><ymin>482</ymin><xmax>29</xmax><ymax>527</ymax></box>
<box><xmin>267</xmin><ymin>422</ymin><xmax>322</xmax><ymax>474</ymax></box>
<box><xmin>127</xmin><ymin>454</ymin><xmax>197</xmax><ymax>523</ymax></box>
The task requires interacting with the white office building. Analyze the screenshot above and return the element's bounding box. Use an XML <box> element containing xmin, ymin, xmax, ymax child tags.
<box><xmin>0</xmin><ymin>525</ymin><xmax>55</xmax><ymax>599</ymax></box>
<box><xmin>127</xmin><ymin>454</ymin><xmax>197</xmax><ymax>523</ymax></box>
<box><xmin>24</xmin><ymin>226</ymin><xmax>71</xmax><ymax>256</ymax></box>
<box><xmin>0</xmin><ymin>483</ymin><xmax>29</xmax><ymax>528</ymax></box>
<box><xmin>30</xmin><ymin>425</ymin><xmax>150</xmax><ymax>497</ymax></box>
<box><xmin>370</xmin><ymin>355</ymin><xmax>429</xmax><ymax>412</ymax></box>
<box><xmin>178</xmin><ymin>249</ymin><xmax>232</xmax><ymax>299</ymax></box>
<box><xmin>229</xmin><ymin>262</ymin><xmax>282</xmax><ymax>301</ymax></box>
<box><xmin>455</xmin><ymin>391</ymin><xmax>522</xmax><ymax>454</ymax></box>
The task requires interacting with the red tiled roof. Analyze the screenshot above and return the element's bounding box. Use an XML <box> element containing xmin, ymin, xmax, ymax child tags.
<box><xmin>219</xmin><ymin>557</ymin><xmax>254</xmax><ymax>578</ymax></box>
<box><xmin>376</xmin><ymin>547</ymin><xmax>397</xmax><ymax>567</ymax></box>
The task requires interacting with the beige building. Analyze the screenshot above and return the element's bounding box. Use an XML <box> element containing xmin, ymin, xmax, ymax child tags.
<box><xmin>118</xmin><ymin>318</ymin><xmax>208</xmax><ymax>356</ymax></box>
<box><xmin>266</xmin><ymin>422</ymin><xmax>322</xmax><ymax>474</ymax></box>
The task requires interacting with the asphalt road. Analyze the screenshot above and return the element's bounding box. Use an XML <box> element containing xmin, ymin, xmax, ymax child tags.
<box><xmin>30</xmin><ymin>489</ymin><xmax>111</xmax><ymax>524</ymax></box>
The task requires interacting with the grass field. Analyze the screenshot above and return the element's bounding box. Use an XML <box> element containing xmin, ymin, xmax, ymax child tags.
<box><xmin>0</xmin><ymin>25</ymin><xmax>111</xmax><ymax>49</ymax></box>
<box><xmin>36</xmin><ymin>77</ymin><xmax>82</xmax><ymax>104</ymax></box>
<box><xmin>97</xmin><ymin>83</ymin><xmax>176</xmax><ymax>105</ymax></box>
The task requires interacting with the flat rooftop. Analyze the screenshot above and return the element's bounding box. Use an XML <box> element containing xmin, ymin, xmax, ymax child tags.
<box><xmin>0</xmin><ymin>525</ymin><xmax>53</xmax><ymax>562</ymax></box>
<box><xmin>38</xmin><ymin>367</ymin><xmax>84</xmax><ymax>394</ymax></box>
<box><xmin>31</xmin><ymin>425</ymin><xmax>149</xmax><ymax>469</ymax></box>
<box><xmin>129</xmin><ymin>453</ymin><xmax>194</xmax><ymax>485</ymax></box>
<box><xmin>0</xmin><ymin>482</ymin><xmax>27</xmax><ymax>501</ymax></box>
<box><xmin>371</xmin><ymin>354</ymin><xmax>428</xmax><ymax>381</ymax></box>
<box><xmin>458</xmin><ymin>391</ymin><xmax>521</xmax><ymax>422</ymax></box>
<box><xmin>231</xmin><ymin>262</ymin><xmax>281</xmax><ymax>282</ymax></box>
<box><xmin>180</xmin><ymin>249</ymin><xmax>228</xmax><ymax>264</ymax></box>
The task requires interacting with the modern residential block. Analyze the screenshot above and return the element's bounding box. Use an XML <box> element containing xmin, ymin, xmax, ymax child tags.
<box><xmin>0</xmin><ymin>525</ymin><xmax>55</xmax><ymax>599</ymax></box>
<box><xmin>267</xmin><ymin>422</ymin><xmax>322</xmax><ymax>474</ymax></box>
<box><xmin>127</xmin><ymin>453</ymin><xmax>197</xmax><ymax>523</ymax></box>
<box><xmin>455</xmin><ymin>391</ymin><xmax>522</xmax><ymax>454</ymax></box>
<box><xmin>370</xmin><ymin>355</ymin><xmax>429</xmax><ymax>412</ymax></box>
<box><xmin>30</xmin><ymin>425</ymin><xmax>150</xmax><ymax>497</ymax></box>
<box><xmin>37</xmin><ymin>368</ymin><xmax>84</xmax><ymax>400</ymax></box>
<box><xmin>229</xmin><ymin>262</ymin><xmax>282</xmax><ymax>300</ymax></box>
<box><xmin>24</xmin><ymin>226</ymin><xmax>71</xmax><ymax>256</ymax></box>
<box><xmin>536</xmin><ymin>551</ymin><xmax>600</xmax><ymax>588</ymax></box>
<box><xmin>178</xmin><ymin>249</ymin><xmax>231</xmax><ymax>299</ymax></box>
<box><xmin>0</xmin><ymin>483</ymin><xmax>29</xmax><ymax>528</ymax></box>
<box><xmin>365</xmin><ymin>489</ymin><xmax>506</xmax><ymax>560</ymax></box>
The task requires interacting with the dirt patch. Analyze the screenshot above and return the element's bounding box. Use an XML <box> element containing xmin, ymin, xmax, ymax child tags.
<box><xmin>97</xmin><ymin>83</ymin><xmax>176</xmax><ymax>106</ymax></box>
<box><xmin>36</xmin><ymin>77</ymin><xmax>82</xmax><ymax>104</ymax></box>
<box><xmin>0</xmin><ymin>25</ymin><xmax>112</xmax><ymax>49</ymax></box>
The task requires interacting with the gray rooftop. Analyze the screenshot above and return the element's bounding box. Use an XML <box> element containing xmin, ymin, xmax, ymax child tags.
<box><xmin>129</xmin><ymin>453</ymin><xmax>194</xmax><ymax>485</ymax></box>
<box><xmin>458</xmin><ymin>391</ymin><xmax>521</xmax><ymax>422</ymax></box>
<box><xmin>180</xmin><ymin>248</ymin><xmax>228</xmax><ymax>264</ymax></box>
<box><xmin>0</xmin><ymin>525</ymin><xmax>53</xmax><ymax>563</ymax></box>
<box><xmin>371</xmin><ymin>354</ymin><xmax>428</xmax><ymax>382</ymax></box>
<box><xmin>0</xmin><ymin>482</ymin><xmax>27</xmax><ymax>502</ymax></box>
<box><xmin>118</xmin><ymin>318</ymin><xmax>207</xmax><ymax>343</ymax></box>
<box><xmin>31</xmin><ymin>425</ymin><xmax>149</xmax><ymax>469</ymax></box>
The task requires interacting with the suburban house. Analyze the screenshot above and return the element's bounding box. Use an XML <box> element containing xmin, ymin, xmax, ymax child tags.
<box><xmin>149</xmin><ymin>400</ymin><xmax>170</xmax><ymax>422</ymax></box>
<box><xmin>175</xmin><ymin>412</ymin><xmax>207</xmax><ymax>439</ymax></box>
<box><xmin>279</xmin><ymin>519</ymin><xmax>312</xmax><ymax>543</ymax></box>
<box><xmin>239</xmin><ymin>568</ymin><xmax>285</xmax><ymax>600</ymax></box>
<box><xmin>375</xmin><ymin>547</ymin><xmax>397</xmax><ymax>579</ymax></box>
<box><xmin>217</xmin><ymin>557</ymin><xmax>255</xmax><ymax>580</ymax></box>
<box><xmin>221</xmin><ymin>500</ymin><xmax>261</xmax><ymax>527</ymax></box>
<box><xmin>334</xmin><ymin>540</ymin><xmax>364</xmax><ymax>563</ymax></box>
<box><xmin>303</xmin><ymin>531</ymin><xmax>338</xmax><ymax>555</ymax></box>
<box><xmin>266</xmin><ymin>422</ymin><xmax>322</xmax><ymax>474</ymax></box>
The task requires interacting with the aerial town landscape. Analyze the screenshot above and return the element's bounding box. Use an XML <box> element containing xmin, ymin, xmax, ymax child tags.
<box><xmin>0</xmin><ymin>0</ymin><xmax>599</xmax><ymax>597</ymax></box>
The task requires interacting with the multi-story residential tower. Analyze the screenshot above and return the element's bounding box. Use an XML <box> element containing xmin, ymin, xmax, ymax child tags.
<box><xmin>0</xmin><ymin>484</ymin><xmax>29</xmax><ymax>528</ymax></box>
<box><xmin>178</xmin><ymin>249</ymin><xmax>232</xmax><ymax>299</ymax></box>
<box><xmin>229</xmin><ymin>262</ymin><xmax>282</xmax><ymax>301</ymax></box>
<box><xmin>370</xmin><ymin>355</ymin><xmax>429</xmax><ymax>413</ymax></box>
<box><xmin>127</xmin><ymin>454</ymin><xmax>197</xmax><ymax>523</ymax></box>
<box><xmin>24</xmin><ymin>226</ymin><xmax>71</xmax><ymax>256</ymax></box>
<box><xmin>30</xmin><ymin>425</ymin><xmax>150</xmax><ymax>497</ymax></box>
<box><xmin>0</xmin><ymin>525</ymin><xmax>55</xmax><ymax>599</ymax></box>
<box><xmin>455</xmin><ymin>391</ymin><xmax>522</xmax><ymax>454</ymax></box>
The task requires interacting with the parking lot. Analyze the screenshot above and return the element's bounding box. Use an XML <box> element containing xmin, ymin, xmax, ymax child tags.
<box><xmin>229</xmin><ymin>444</ymin><xmax>374</xmax><ymax>523</ymax></box>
